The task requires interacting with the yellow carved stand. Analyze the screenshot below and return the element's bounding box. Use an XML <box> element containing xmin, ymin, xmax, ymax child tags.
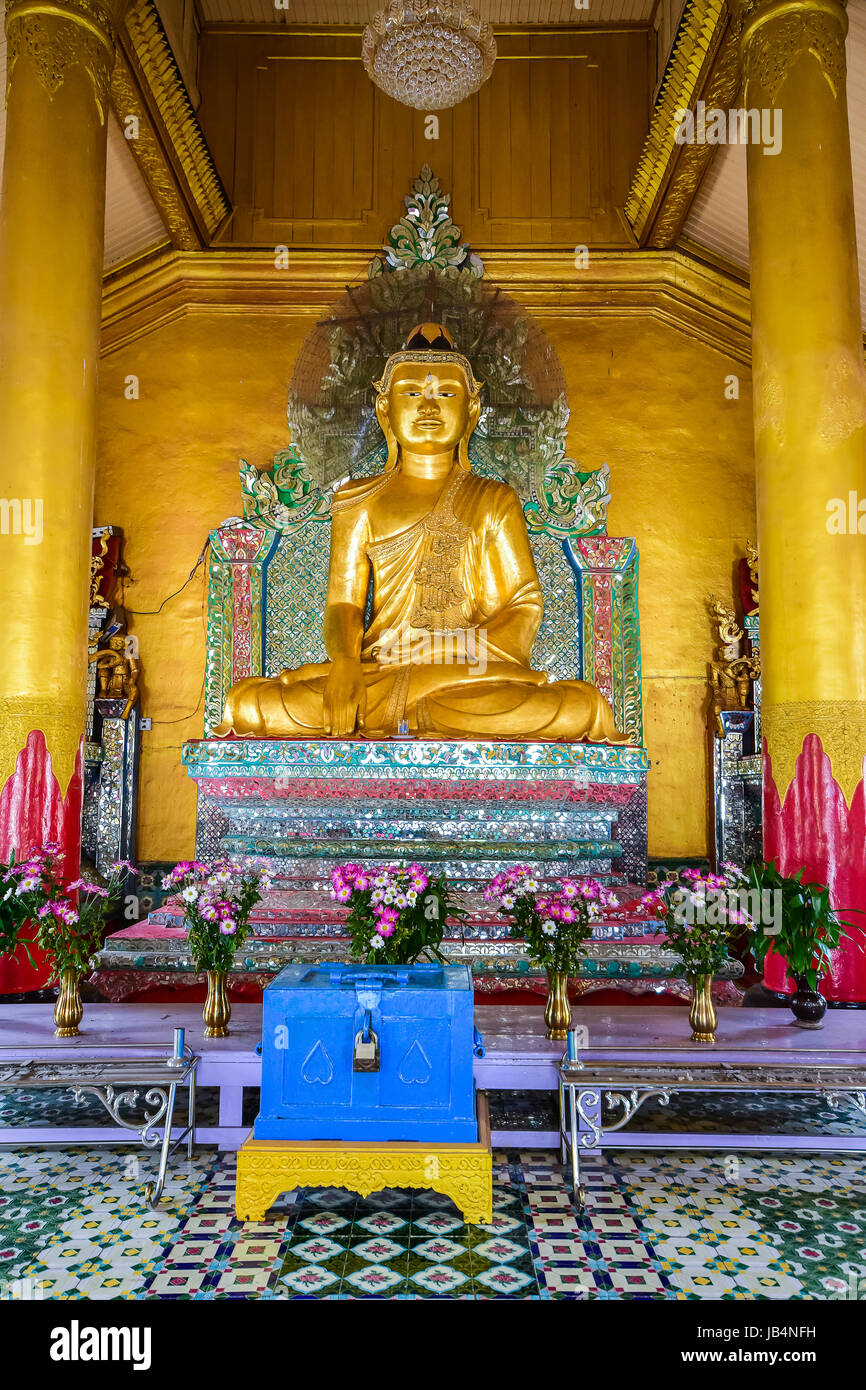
<box><xmin>236</xmin><ymin>1093</ymin><xmax>493</xmax><ymax>1225</ymax></box>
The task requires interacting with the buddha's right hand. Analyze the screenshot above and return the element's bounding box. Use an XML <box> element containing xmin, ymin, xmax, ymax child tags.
<box><xmin>323</xmin><ymin>656</ymin><xmax>367</xmax><ymax>737</ymax></box>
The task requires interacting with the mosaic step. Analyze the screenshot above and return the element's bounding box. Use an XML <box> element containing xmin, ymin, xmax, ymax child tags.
<box><xmin>208</xmin><ymin>857</ymin><xmax>624</xmax><ymax>887</ymax></box>
<box><xmin>144</xmin><ymin>884</ymin><xmax>658</xmax><ymax>939</ymax></box>
<box><xmin>125</xmin><ymin>883</ymin><xmax>674</xmax><ymax>979</ymax></box>
<box><xmin>95</xmin><ymin>929</ymin><xmax>743</xmax><ymax>983</ymax></box>
<box><xmin>214</xmin><ymin>797</ymin><xmax>619</xmax><ymax>838</ymax></box>
<box><xmin>99</xmin><ymin>882</ymin><xmax>744</xmax><ymax>991</ymax></box>
<box><xmin>213</xmin><ymin>791</ymin><xmax>621</xmax><ymax>819</ymax></box>
<box><xmin>218</xmin><ymin>837</ymin><xmax>622</xmax><ymax>864</ymax></box>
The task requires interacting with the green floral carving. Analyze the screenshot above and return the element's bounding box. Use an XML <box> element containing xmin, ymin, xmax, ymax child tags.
<box><xmin>239</xmin><ymin>448</ymin><xmax>330</xmax><ymax>534</ymax></box>
<box><xmin>368</xmin><ymin>163</ymin><xmax>483</xmax><ymax>277</ymax></box>
<box><xmin>525</xmin><ymin>460</ymin><xmax>611</xmax><ymax>539</ymax></box>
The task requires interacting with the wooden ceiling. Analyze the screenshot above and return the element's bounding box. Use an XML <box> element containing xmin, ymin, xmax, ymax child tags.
<box><xmin>2</xmin><ymin>0</ymin><xmax>866</xmax><ymax>326</ymax></box>
<box><xmin>196</xmin><ymin>0</ymin><xmax>657</xmax><ymax>24</ymax></box>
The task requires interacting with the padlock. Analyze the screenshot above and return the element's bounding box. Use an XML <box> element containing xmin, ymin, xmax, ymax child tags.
<box><xmin>353</xmin><ymin>1010</ymin><xmax>380</xmax><ymax>1072</ymax></box>
<box><xmin>353</xmin><ymin>1027</ymin><xmax>380</xmax><ymax>1072</ymax></box>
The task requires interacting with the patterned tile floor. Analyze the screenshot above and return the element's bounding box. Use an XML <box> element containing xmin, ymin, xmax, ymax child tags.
<box><xmin>1</xmin><ymin>1144</ymin><xmax>864</xmax><ymax>1300</ymax></box>
<box><xmin>5</xmin><ymin>1086</ymin><xmax>866</xmax><ymax>1136</ymax></box>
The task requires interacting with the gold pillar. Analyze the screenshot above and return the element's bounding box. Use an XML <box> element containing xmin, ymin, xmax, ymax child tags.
<box><xmin>738</xmin><ymin>0</ymin><xmax>866</xmax><ymax>1000</ymax></box>
<box><xmin>0</xmin><ymin>0</ymin><xmax>129</xmax><ymax>822</ymax></box>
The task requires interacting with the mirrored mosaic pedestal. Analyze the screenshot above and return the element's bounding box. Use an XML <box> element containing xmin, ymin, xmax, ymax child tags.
<box><xmin>183</xmin><ymin>738</ymin><xmax>650</xmax><ymax>884</ymax></box>
<box><xmin>112</xmin><ymin>736</ymin><xmax>661</xmax><ymax>999</ymax></box>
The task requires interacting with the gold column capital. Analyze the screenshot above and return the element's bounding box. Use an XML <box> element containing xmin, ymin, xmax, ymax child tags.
<box><xmin>731</xmin><ymin>0</ymin><xmax>847</xmax><ymax>102</ymax></box>
<box><xmin>4</xmin><ymin>0</ymin><xmax>132</xmax><ymax>118</ymax></box>
<box><xmin>4</xmin><ymin>0</ymin><xmax>130</xmax><ymax>41</ymax></box>
<box><xmin>0</xmin><ymin>697</ymin><xmax>84</xmax><ymax>796</ymax></box>
<box><xmin>730</xmin><ymin>0</ymin><xmax>847</xmax><ymax>33</ymax></box>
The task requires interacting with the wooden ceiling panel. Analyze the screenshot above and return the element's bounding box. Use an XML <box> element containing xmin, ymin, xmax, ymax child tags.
<box><xmin>196</xmin><ymin>0</ymin><xmax>657</xmax><ymax>26</ymax></box>
<box><xmin>103</xmin><ymin>114</ymin><xmax>171</xmax><ymax>270</ymax></box>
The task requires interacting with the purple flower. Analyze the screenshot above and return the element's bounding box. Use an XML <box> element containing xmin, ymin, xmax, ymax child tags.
<box><xmin>111</xmin><ymin>859</ymin><xmax>138</xmax><ymax>875</ymax></box>
<box><xmin>67</xmin><ymin>879</ymin><xmax>108</xmax><ymax>897</ymax></box>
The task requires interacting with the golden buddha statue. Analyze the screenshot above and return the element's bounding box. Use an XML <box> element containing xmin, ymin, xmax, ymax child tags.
<box><xmin>215</xmin><ymin>324</ymin><xmax>624</xmax><ymax>744</ymax></box>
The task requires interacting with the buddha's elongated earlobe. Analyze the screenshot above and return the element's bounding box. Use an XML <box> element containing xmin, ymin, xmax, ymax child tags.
<box><xmin>458</xmin><ymin>391</ymin><xmax>482</xmax><ymax>471</ymax></box>
<box><xmin>375</xmin><ymin>391</ymin><xmax>399</xmax><ymax>472</ymax></box>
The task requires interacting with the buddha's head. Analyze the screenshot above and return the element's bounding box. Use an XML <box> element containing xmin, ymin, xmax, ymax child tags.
<box><xmin>374</xmin><ymin>323</ymin><xmax>482</xmax><ymax>472</ymax></box>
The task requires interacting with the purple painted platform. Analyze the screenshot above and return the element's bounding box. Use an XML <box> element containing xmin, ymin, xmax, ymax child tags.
<box><xmin>1</xmin><ymin>1003</ymin><xmax>864</xmax><ymax>1151</ymax></box>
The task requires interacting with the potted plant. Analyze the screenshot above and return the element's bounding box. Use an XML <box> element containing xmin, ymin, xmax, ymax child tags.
<box><xmin>641</xmin><ymin>867</ymin><xmax>753</xmax><ymax>1042</ymax></box>
<box><xmin>484</xmin><ymin>866</ymin><xmax>616</xmax><ymax>1039</ymax></box>
<box><xmin>746</xmin><ymin>860</ymin><xmax>862</xmax><ymax>1027</ymax></box>
<box><xmin>165</xmin><ymin>859</ymin><xmax>270</xmax><ymax>1036</ymax></box>
<box><xmin>2</xmin><ymin>845</ymin><xmax>134</xmax><ymax>1035</ymax></box>
<box><xmin>331</xmin><ymin>861</ymin><xmax>460</xmax><ymax>964</ymax></box>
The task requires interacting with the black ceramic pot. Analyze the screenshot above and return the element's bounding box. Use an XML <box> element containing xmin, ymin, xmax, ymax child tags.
<box><xmin>790</xmin><ymin>980</ymin><xmax>827</xmax><ymax>1028</ymax></box>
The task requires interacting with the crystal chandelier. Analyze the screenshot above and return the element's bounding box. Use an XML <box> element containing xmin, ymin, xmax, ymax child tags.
<box><xmin>362</xmin><ymin>0</ymin><xmax>496</xmax><ymax>112</ymax></box>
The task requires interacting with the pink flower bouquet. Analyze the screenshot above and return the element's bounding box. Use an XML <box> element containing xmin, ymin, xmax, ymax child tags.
<box><xmin>330</xmin><ymin>862</ymin><xmax>461</xmax><ymax>965</ymax></box>
<box><xmin>166</xmin><ymin>859</ymin><xmax>271</xmax><ymax>973</ymax></box>
<box><xmin>1</xmin><ymin>844</ymin><xmax>134</xmax><ymax>980</ymax></box>
<box><xmin>484</xmin><ymin>865</ymin><xmax>617</xmax><ymax>975</ymax></box>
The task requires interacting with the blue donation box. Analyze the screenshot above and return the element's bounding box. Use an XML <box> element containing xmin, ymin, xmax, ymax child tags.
<box><xmin>254</xmin><ymin>962</ymin><xmax>478</xmax><ymax>1142</ymax></box>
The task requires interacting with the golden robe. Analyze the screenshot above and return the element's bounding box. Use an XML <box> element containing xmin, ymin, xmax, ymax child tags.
<box><xmin>214</xmin><ymin>468</ymin><xmax>625</xmax><ymax>743</ymax></box>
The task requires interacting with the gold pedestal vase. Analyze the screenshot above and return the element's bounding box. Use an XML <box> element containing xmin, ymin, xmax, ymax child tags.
<box><xmin>544</xmin><ymin>968</ymin><xmax>571</xmax><ymax>1040</ymax></box>
<box><xmin>203</xmin><ymin>970</ymin><xmax>231</xmax><ymax>1038</ymax></box>
<box><xmin>54</xmin><ymin>968</ymin><xmax>83</xmax><ymax>1038</ymax></box>
<box><xmin>688</xmin><ymin>973</ymin><xmax>717</xmax><ymax>1043</ymax></box>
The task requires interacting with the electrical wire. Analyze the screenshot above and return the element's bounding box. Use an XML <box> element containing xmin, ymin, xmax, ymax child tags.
<box><xmin>125</xmin><ymin>536</ymin><xmax>210</xmax><ymax>726</ymax></box>
<box><xmin>151</xmin><ymin>674</ymin><xmax>205</xmax><ymax>726</ymax></box>
<box><xmin>126</xmin><ymin>536</ymin><xmax>211</xmax><ymax>614</ymax></box>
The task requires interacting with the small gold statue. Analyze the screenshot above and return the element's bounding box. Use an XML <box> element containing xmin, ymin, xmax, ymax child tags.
<box><xmin>216</xmin><ymin>325</ymin><xmax>624</xmax><ymax>743</ymax></box>
<box><xmin>90</xmin><ymin>634</ymin><xmax>140</xmax><ymax>721</ymax></box>
<box><xmin>707</xmin><ymin>595</ymin><xmax>760</xmax><ymax>738</ymax></box>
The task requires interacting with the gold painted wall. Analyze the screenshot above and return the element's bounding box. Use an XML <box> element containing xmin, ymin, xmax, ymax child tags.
<box><xmin>95</xmin><ymin>296</ymin><xmax>754</xmax><ymax>864</ymax></box>
<box><xmin>559</xmin><ymin>318</ymin><xmax>754</xmax><ymax>857</ymax></box>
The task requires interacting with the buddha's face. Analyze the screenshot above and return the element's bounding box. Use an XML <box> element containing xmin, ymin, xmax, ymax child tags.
<box><xmin>378</xmin><ymin>361</ymin><xmax>480</xmax><ymax>456</ymax></box>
